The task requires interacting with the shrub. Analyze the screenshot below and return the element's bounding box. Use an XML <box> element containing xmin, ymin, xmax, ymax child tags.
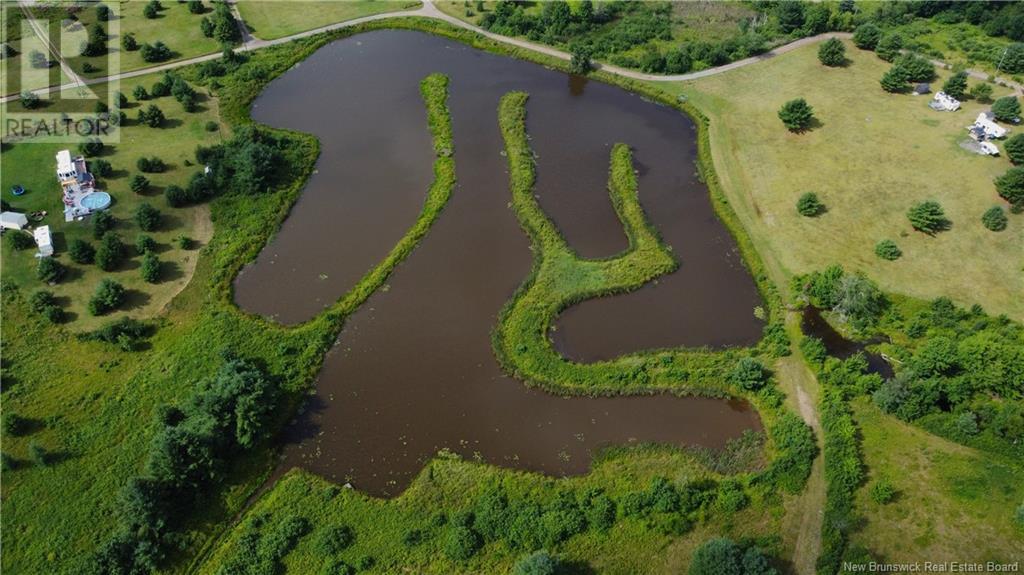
<box><xmin>834</xmin><ymin>273</ymin><xmax>885</xmax><ymax>330</ymax></box>
<box><xmin>955</xmin><ymin>411</ymin><xmax>979</xmax><ymax>436</ymax></box>
<box><xmin>88</xmin><ymin>279</ymin><xmax>126</xmax><ymax>315</ymax></box>
<box><xmin>29</xmin><ymin>289</ymin><xmax>56</xmax><ymax>313</ymax></box>
<box><xmin>981</xmin><ymin>206</ymin><xmax>1008</xmax><ymax>231</ymax></box>
<box><xmin>818</xmin><ymin>37</ymin><xmax>845</xmax><ymax>67</ymax></box>
<box><xmin>200</xmin><ymin>16</ymin><xmax>215</xmax><ymax>38</ymax></box>
<box><xmin>36</xmin><ymin>258</ymin><xmax>65</xmax><ymax>284</ymax></box>
<box><xmin>69</xmin><ymin>239</ymin><xmax>96</xmax><ymax>263</ymax></box>
<box><xmin>20</xmin><ymin>91</ymin><xmax>40</xmax><ymax>109</ymax></box>
<box><xmin>876</xmin><ymin>33</ymin><xmax>903</xmax><ymax>62</ymax></box>
<box><xmin>727</xmin><ymin>357</ymin><xmax>769</xmax><ymax>391</ymax></box>
<box><xmin>969</xmin><ymin>82</ymin><xmax>994</xmax><ymax>103</ymax></box>
<box><xmin>137</xmin><ymin>104</ymin><xmax>166</xmax><ymax>128</ymax></box>
<box><xmin>143</xmin><ymin>0</ymin><xmax>160</xmax><ymax>18</ymax></box>
<box><xmin>995</xmin><ymin>166</ymin><xmax>1024</xmax><ymax>207</ymax></box>
<box><xmin>942</xmin><ymin>71</ymin><xmax>968</xmax><ymax>100</ymax></box>
<box><xmin>136</xmin><ymin>234</ymin><xmax>157</xmax><ymax>254</ymax></box>
<box><xmin>443</xmin><ymin>525</ymin><xmax>482</xmax><ymax>561</ymax></box>
<box><xmin>164</xmin><ymin>185</ymin><xmax>188</xmax><ymax>207</ymax></box>
<box><xmin>132</xmin><ymin>84</ymin><xmax>148</xmax><ymax>101</ymax></box>
<box><xmin>42</xmin><ymin>305</ymin><xmax>65</xmax><ymax>324</ymax></box>
<box><xmin>137</xmin><ymin>157</ymin><xmax>166</xmax><ymax>173</ymax></box>
<box><xmin>800</xmin><ymin>336</ymin><xmax>827</xmax><ymax>365</ymax></box>
<box><xmin>91</xmin><ymin>159</ymin><xmax>113</xmax><ymax>178</ymax></box>
<box><xmin>95</xmin><ymin>233</ymin><xmax>125</xmax><ymax>271</ymax></box>
<box><xmin>79</xmin><ymin>138</ymin><xmax>103</xmax><ymax>156</ymax></box>
<box><xmin>29</xmin><ymin>290</ymin><xmax>64</xmax><ymax>323</ymax></box>
<box><xmin>892</xmin><ymin>53</ymin><xmax>935</xmax><ymax>83</ymax></box>
<box><xmin>852</xmin><ymin>23</ymin><xmax>882</xmax><ymax>50</ymax></box>
<box><xmin>992</xmin><ymin>96</ymin><xmax>1021</xmax><ymax>122</ymax></box>
<box><xmin>188</xmin><ymin>0</ymin><xmax>204</xmax><ymax>14</ymax></box>
<box><xmin>880</xmin><ymin>65</ymin><xmax>909</xmax><ymax>93</ymax></box>
<box><xmin>205</xmin><ymin>121</ymin><xmax>219</xmax><ymax>132</ymax></box>
<box><xmin>689</xmin><ymin>537</ymin><xmax>775</xmax><ymax>575</ymax></box>
<box><xmin>140</xmin><ymin>42</ymin><xmax>172</xmax><ymax>63</ymax></box>
<box><xmin>135</xmin><ymin>204</ymin><xmax>161</xmax><ymax>232</ymax></box>
<box><xmin>150</xmin><ymin>80</ymin><xmax>171</xmax><ymax>98</ymax></box>
<box><xmin>92</xmin><ymin>210</ymin><xmax>115</xmax><ymax>239</ymax></box>
<box><xmin>141</xmin><ymin>252</ymin><xmax>160</xmax><ymax>283</ymax></box>
<box><xmin>1005</xmin><ymin>134</ymin><xmax>1024</xmax><ymax>165</ymax></box>
<box><xmin>130</xmin><ymin>174</ymin><xmax>150</xmax><ymax>194</ymax></box>
<box><xmin>907</xmin><ymin>201</ymin><xmax>949</xmax><ymax>234</ymax></box>
<box><xmin>90</xmin><ymin>318</ymin><xmax>150</xmax><ymax>351</ymax></box>
<box><xmin>569</xmin><ymin>44</ymin><xmax>591</xmax><ymax>75</ymax></box>
<box><xmin>7</xmin><ymin>231</ymin><xmax>33</xmax><ymax>251</ymax></box>
<box><xmin>796</xmin><ymin>192</ymin><xmax>824</xmax><ymax>216</ymax></box>
<box><xmin>869</xmin><ymin>477</ymin><xmax>897</xmax><ymax>504</ymax></box>
<box><xmin>315</xmin><ymin>525</ymin><xmax>355</xmax><ymax>555</ymax></box>
<box><xmin>122</xmin><ymin>33</ymin><xmax>138</xmax><ymax>51</ymax></box>
<box><xmin>778</xmin><ymin>98</ymin><xmax>815</xmax><ymax>132</ymax></box>
<box><xmin>513</xmin><ymin>550</ymin><xmax>560</xmax><ymax>575</ymax></box>
<box><xmin>874</xmin><ymin>239</ymin><xmax>901</xmax><ymax>260</ymax></box>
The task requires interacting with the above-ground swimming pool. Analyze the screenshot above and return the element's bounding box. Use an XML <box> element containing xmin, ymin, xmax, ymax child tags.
<box><xmin>80</xmin><ymin>192</ymin><xmax>111</xmax><ymax>211</ymax></box>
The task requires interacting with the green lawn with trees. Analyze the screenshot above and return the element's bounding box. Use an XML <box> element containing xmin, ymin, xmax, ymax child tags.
<box><xmin>2</xmin><ymin>1</ymin><xmax>223</xmax><ymax>96</ymax></box>
<box><xmin>1</xmin><ymin>72</ymin><xmax>224</xmax><ymax>330</ymax></box>
<box><xmin>666</xmin><ymin>39</ymin><xmax>1023</xmax><ymax>321</ymax></box>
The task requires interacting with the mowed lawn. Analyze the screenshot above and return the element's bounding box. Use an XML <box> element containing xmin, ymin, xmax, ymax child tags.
<box><xmin>236</xmin><ymin>0</ymin><xmax>420</xmax><ymax>41</ymax></box>
<box><xmin>1</xmin><ymin>71</ymin><xmax>226</xmax><ymax>330</ymax></box>
<box><xmin>2</xmin><ymin>1</ymin><xmax>221</xmax><ymax>95</ymax></box>
<box><xmin>667</xmin><ymin>40</ymin><xmax>1023</xmax><ymax>320</ymax></box>
<box><xmin>850</xmin><ymin>400</ymin><xmax>1024</xmax><ymax>562</ymax></box>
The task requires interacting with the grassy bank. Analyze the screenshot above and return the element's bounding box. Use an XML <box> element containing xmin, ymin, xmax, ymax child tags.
<box><xmin>669</xmin><ymin>39</ymin><xmax>1023</xmax><ymax>320</ymax></box>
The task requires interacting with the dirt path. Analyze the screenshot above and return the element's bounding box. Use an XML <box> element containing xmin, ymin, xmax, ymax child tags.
<box><xmin>776</xmin><ymin>311</ymin><xmax>827</xmax><ymax>575</ymax></box>
<box><xmin>157</xmin><ymin>203</ymin><xmax>212</xmax><ymax>315</ymax></box>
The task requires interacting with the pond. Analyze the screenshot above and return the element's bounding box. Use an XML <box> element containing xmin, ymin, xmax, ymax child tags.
<box><xmin>801</xmin><ymin>307</ymin><xmax>894</xmax><ymax>379</ymax></box>
<box><xmin>234</xmin><ymin>30</ymin><xmax>766</xmax><ymax>496</ymax></box>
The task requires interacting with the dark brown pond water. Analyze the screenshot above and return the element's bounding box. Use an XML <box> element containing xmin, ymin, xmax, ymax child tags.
<box><xmin>235</xmin><ymin>30</ymin><xmax>764</xmax><ymax>496</ymax></box>
<box><xmin>801</xmin><ymin>307</ymin><xmax>894</xmax><ymax>379</ymax></box>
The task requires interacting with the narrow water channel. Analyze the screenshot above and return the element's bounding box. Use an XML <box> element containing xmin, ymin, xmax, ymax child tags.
<box><xmin>234</xmin><ymin>30</ymin><xmax>765</xmax><ymax>496</ymax></box>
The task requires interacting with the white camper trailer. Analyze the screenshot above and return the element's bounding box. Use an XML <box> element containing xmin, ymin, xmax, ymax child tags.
<box><xmin>33</xmin><ymin>225</ymin><xmax>53</xmax><ymax>257</ymax></box>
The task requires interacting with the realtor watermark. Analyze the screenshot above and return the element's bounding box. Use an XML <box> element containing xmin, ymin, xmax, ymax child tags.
<box><xmin>843</xmin><ymin>561</ymin><xmax>1020</xmax><ymax>573</ymax></box>
<box><xmin>1</xmin><ymin>0</ymin><xmax>120</xmax><ymax>143</ymax></box>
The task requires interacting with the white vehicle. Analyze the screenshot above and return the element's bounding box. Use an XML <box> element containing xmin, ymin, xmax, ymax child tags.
<box><xmin>929</xmin><ymin>91</ymin><xmax>961</xmax><ymax>112</ymax></box>
<box><xmin>979</xmin><ymin>141</ymin><xmax>1000</xmax><ymax>156</ymax></box>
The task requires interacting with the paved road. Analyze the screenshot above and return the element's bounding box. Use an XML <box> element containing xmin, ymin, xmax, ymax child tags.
<box><xmin>5</xmin><ymin>1</ymin><xmax>1020</xmax><ymax>104</ymax></box>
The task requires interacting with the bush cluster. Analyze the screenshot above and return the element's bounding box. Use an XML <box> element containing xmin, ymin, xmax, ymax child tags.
<box><xmin>91</xmin><ymin>359</ymin><xmax>281</xmax><ymax>574</ymax></box>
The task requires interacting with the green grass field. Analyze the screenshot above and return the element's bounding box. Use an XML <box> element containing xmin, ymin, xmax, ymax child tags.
<box><xmin>1</xmin><ymin>72</ymin><xmax>226</xmax><ymax>330</ymax></box>
<box><xmin>850</xmin><ymin>400</ymin><xmax>1024</xmax><ymax>562</ymax></box>
<box><xmin>2</xmin><ymin>1</ymin><xmax>221</xmax><ymax>95</ymax></box>
<box><xmin>236</xmin><ymin>0</ymin><xmax>420</xmax><ymax>40</ymax></box>
<box><xmin>198</xmin><ymin>451</ymin><xmax>787</xmax><ymax>575</ymax></box>
<box><xmin>666</xmin><ymin>39</ymin><xmax>1023</xmax><ymax>319</ymax></box>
